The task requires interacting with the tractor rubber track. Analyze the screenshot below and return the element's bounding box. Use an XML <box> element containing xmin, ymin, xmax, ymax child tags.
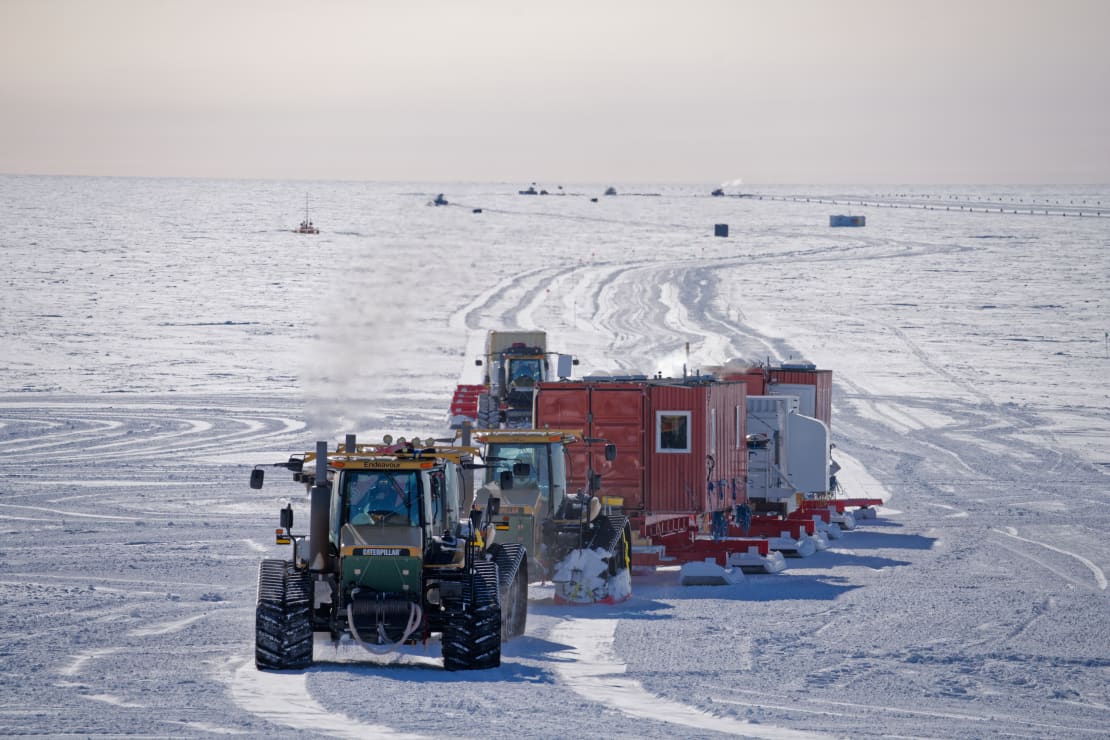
<box><xmin>442</xmin><ymin>560</ymin><xmax>502</xmax><ymax>671</ymax></box>
<box><xmin>489</xmin><ymin>543</ymin><xmax>528</xmax><ymax>640</ymax></box>
<box><xmin>255</xmin><ymin>559</ymin><xmax>314</xmax><ymax>670</ymax></box>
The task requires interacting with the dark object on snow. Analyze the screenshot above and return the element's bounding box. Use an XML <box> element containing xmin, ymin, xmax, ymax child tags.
<box><xmin>714</xmin><ymin>224</ymin><xmax>729</xmax><ymax>237</ymax></box>
<box><xmin>829</xmin><ymin>214</ymin><xmax>865</xmax><ymax>227</ymax></box>
<box><xmin>433</xmin><ymin>194</ymin><xmax>449</xmax><ymax>206</ymax></box>
<box><xmin>711</xmin><ymin>188</ymin><xmax>724</xmax><ymax>197</ymax></box>
<box><xmin>604</xmin><ymin>186</ymin><xmax>617</xmax><ymax>196</ymax></box>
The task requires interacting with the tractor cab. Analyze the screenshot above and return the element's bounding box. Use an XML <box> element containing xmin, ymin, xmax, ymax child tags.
<box><xmin>476</xmin><ymin>430</ymin><xmax>574</xmax><ymax>522</ymax></box>
<box><xmin>329</xmin><ymin>446</ymin><xmax>472</xmax><ymax>587</ymax></box>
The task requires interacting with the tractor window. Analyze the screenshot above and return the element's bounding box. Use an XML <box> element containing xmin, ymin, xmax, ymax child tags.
<box><xmin>550</xmin><ymin>442</ymin><xmax>567</xmax><ymax>511</ymax></box>
<box><xmin>345</xmin><ymin>471</ymin><xmax>419</xmax><ymax>527</ymax></box>
<box><xmin>427</xmin><ymin>470</ymin><xmax>448</xmax><ymax>532</ymax></box>
<box><xmin>486</xmin><ymin>443</ymin><xmax>549</xmax><ymax>501</ymax></box>
<box><xmin>508</xmin><ymin>358</ymin><xmax>541</xmax><ymax>386</ymax></box>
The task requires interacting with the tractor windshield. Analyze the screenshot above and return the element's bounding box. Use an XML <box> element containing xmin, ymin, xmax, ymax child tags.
<box><xmin>486</xmin><ymin>443</ymin><xmax>549</xmax><ymax>501</ymax></box>
<box><xmin>508</xmin><ymin>358</ymin><xmax>541</xmax><ymax>386</ymax></box>
<box><xmin>345</xmin><ymin>471</ymin><xmax>419</xmax><ymax>526</ymax></box>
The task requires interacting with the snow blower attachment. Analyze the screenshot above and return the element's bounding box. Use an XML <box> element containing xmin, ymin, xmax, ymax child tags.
<box><xmin>548</xmin><ymin>496</ymin><xmax>633</xmax><ymax>604</ymax></box>
<box><xmin>248</xmin><ymin>434</ymin><xmax>528</xmax><ymax>671</ymax></box>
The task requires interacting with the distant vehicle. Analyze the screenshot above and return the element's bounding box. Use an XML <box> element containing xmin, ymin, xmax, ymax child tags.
<box><xmin>432</xmin><ymin>193</ymin><xmax>449</xmax><ymax>206</ymax></box>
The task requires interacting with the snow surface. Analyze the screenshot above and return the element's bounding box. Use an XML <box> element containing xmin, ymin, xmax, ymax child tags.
<box><xmin>1</xmin><ymin>176</ymin><xmax>1109</xmax><ymax>738</ymax></box>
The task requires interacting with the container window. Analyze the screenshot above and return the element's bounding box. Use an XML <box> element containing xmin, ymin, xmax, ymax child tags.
<box><xmin>656</xmin><ymin>411</ymin><xmax>691</xmax><ymax>453</ymax></box>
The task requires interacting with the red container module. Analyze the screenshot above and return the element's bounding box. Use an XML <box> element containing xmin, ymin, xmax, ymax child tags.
<box><xmin>535</xmin><ymin>377</ymin><xmax>747</xmax><ymax>518</ymax></box>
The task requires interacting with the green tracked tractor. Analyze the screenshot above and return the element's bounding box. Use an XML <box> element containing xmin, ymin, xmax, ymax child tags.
<box><xmin>248</xmin><ymin>435</ymin><xmax>528</xmax><ymax>671</ymax></box>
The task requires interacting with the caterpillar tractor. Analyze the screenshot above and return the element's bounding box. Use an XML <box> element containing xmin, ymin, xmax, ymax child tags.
<box><xmin>247</xmin><ymin>434</ymin><xmax>528</xmax><ymax>671</ymax></box>
<box><xmin>468</xmin><ymin>428</ymin><xmax>633</xmax><ymax>605</ymax></box>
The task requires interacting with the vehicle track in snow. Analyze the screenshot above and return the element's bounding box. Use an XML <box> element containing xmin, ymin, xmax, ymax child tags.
<box><xmin>992</xmin><ymin>526</ymin><xmax>1107</xmax><ymax>591</ymax></box>
<box><xmin>550</xmin><ymin>617</ymin><xmax>828</xmax><ymax>740</ymax></box>
<box><xmin>0</xmin><ymin>396</ymin><xmax>306</xmax><ymax>470</ymax></box>
<box><xmin>229</xmin><ymin>658</ymin><xmax>426</xmax><ymax>740</ymax></box>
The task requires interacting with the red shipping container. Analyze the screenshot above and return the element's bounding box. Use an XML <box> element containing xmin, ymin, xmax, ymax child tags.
<box><xmin>535</xmin><ymin>379</ymin><xmax>747</xmax><ymax>517</ymax></box>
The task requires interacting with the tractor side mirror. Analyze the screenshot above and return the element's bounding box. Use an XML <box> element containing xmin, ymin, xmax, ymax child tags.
<box><xmin>250</xmin><ymin>469</ymin><xmax>264</xmax><ymax>489</ymax></box>
<box><xmin>499</xmin><ymin>470</ymin><xmax>514</xmax><ymax>490</ymax></box>
<box><xmin>604</xmin><ymin>443</ymin><xmax>617</xmax><ymax>461</ymax></box>
<box><xmin>280</xmin><ymin>504</ymin><xmax>293</xmax><ymax>530</ymax></box>
<box><xmin>486</xmin><ymin>496</ymin><xmax>501</xmax><ymax>516</ymax></box>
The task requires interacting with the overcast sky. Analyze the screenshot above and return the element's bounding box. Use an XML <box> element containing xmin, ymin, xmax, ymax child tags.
<box><xmin>2</xmin><ymin>0</ymin><xmax>1107</xmax><ymax>184</ymax></box>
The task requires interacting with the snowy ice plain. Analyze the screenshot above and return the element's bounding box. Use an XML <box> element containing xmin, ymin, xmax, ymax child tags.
<box><xmin>1</xmin><ymin>176</ymin><xmax>1108</xmax><ymax>738</ymax></box>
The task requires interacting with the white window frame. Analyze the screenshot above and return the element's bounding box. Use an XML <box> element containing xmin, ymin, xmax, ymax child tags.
<box><xmin>656</xmin><ymin>410</ymin><xmax>692</xmax><ymax>453</ymax></box>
